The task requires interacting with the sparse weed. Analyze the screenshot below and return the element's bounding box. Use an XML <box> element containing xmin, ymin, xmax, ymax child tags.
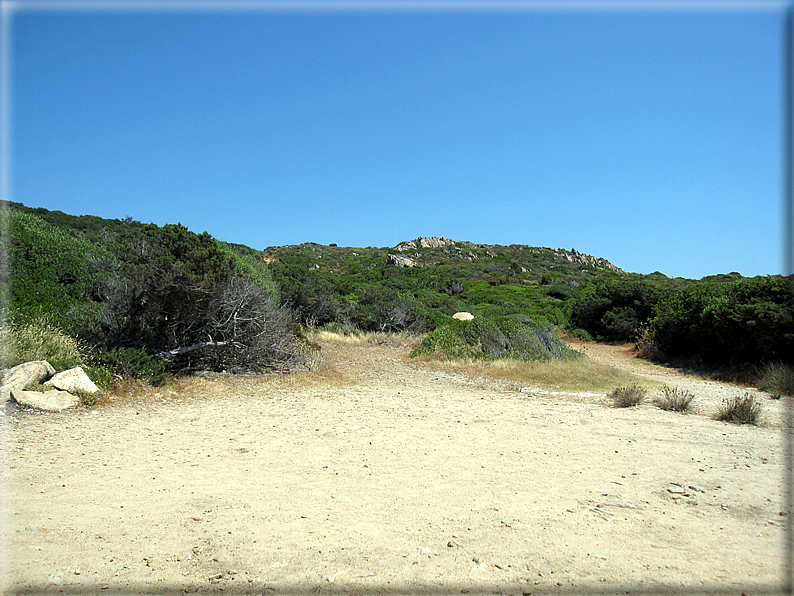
<box><xmin>634</xmin><ymin>323</ymin><xmax>662</xmax><ymax>361</ymax></box>
<box><xmin>654</xmin><ymin>385</ymin><xmax>694</xmax><ymax>413</ymax></box>
<box><xmin>715</xmin><ymin>393</ymin><xmax>762</xmax><ymax>425</ymax></box>
<box><xmin>609</xmin><ymin>384</ymin><xmax>647</xmax><ymax>408</ymax></box>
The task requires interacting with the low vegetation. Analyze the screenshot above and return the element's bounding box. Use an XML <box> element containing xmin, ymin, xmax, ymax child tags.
<box><xmin>1</xmin><ymin>317</ymin><xmax>87</xmax><ymax>372</ymax></box>
<box><xmin>609</xmin><ymin>384</ymin><xmax>647</xmax><ymax>408</ymax></box>
<box><xmin>411</xmin><ymin>315</ymin><xmax>581</xmax><ymax>362</ymax></box>
<box><xmin>653</xmin><ymin>385</ymin><xmax>694</xmax><ymax>413</ymax></box>
<box><xmin>3</xmin><ymin>201</ymin><xmax>792</xmax><ymax>401</ymax></box>
<box><xmin>755</xmin><ymin>362</ymin><xmax>794</xmax><ymax>397</ymax></box>
<box><xmin>715</xmin><ymin>393</ymin><xmax>763</xmax><ymax>425</ymax></box>
<box><xmin>422</xmin><ymin>355</ymin><xmax>654</xmax><ymax>395</ymax></box>
<box><xmin>2</xmin><ymin>204</ymin><xmax>299</xmax><ymax>385</ymax></box>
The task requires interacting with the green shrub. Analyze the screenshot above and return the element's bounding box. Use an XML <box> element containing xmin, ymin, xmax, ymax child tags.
<box><xmin>410</xmin><ymin>322</ymin><xmax>482</xmax><ymax>360</ymax></box>
<box><xmin>652</xmin><ymin>276</ymin><xmax>794</xmax><ymax>366</ymax></box>
<box><xmin>755</xmin><ymin>362</ymin><xmax>794</xmax><ymax>397</ymax></box>
<box><xmin>568</xmin><ymin>328</ymin><xmax>593</xmax><ymax>342</ymax></box>
<box><xmin>570</xmin><ymin>280</ymin><xmax>668</xmax><ymax>342</ymax></box>
<box><xmin>715</xmin><ymin>393</ymin><xmax>762</xmax><ymax>425</ymax></box>
<box><xmin>411</xmin><ymin>315</ymin><xmax>580</xmax><ymax>362</ymax></box>
<box><xmin>609</xmin><ymin>384</ymin><xmax>647</xmax><ymax>407</ymax></box>
<box><xmin>4</xmin><ymin>210</ymin><xmax>117</xmax><ymax>325</ymax></box>
<box><xmin>216</xmin><ymin>240</ymin><xmax>278</xmax><ymax>299</ymax></box>
<box><xmin>92</xmin><ymin>346</ymin><xmax>170</xmax><ymax>386</ymax></box>
<box><xmin>654</xmin><ymin>386</ymin><xmax>694</xmax><ymax>412</ymax></box>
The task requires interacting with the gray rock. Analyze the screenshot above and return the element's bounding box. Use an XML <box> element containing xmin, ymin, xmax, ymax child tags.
<box><xmin>667</xmin><ymin>485</ymin><xmax>686</xmax><ymax>494</ymax></box>
<box><xmin>386</xmin><ymin>254</ymin><xmax>419</xmax><ymax>268</ymax></box>
<box><xmin>1</xmin><ymin>361</ymin><xmax>56</xmax><ymax>400</ymax></box>
<box><xmin>11</xmin><ymin>388</ymin><xmax>80</xmax><ymax>412</ymax></box>
<box><xmin>44</xmin><ymin>367</ymin><xmax>100</xmax><ymax>396</ymax></box>
<box><xmin>599</xmin><ymin>500</ymin><xmax>639</xmax><ymax>509</ymax></box>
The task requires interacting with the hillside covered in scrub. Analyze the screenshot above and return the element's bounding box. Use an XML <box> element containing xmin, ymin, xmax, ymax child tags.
<box><xmin>2</xmin><ymin>201</ymin><xmax>793</xmax><ymax>390</ymax></box>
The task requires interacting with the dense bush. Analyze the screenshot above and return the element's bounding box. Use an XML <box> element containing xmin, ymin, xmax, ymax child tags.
<box><xmin>8</xmin><ymin>202</ymin><xmax>793</xmax><ymax>379</ymax></box>
<box><xmin>570</xmin><ymin>280</ymin><xmax>669</xmax><ymax>342</ymax></box>
<box><xmin>412</xmin><ymin>315</ymin><xmax>581</xmax><ymax>362</ymax></box>
<box><xmin>650</xmin><ymin>276</ymin><xmax>794</xmax><ymax>366</ymax></box>
<box><xmin>3</xmin><ymin>210</ymin><xmax>118</xmax><ymax>326</ymax></box>
<box><xmin>193</xmin><ymin>276</ymin><xmax>302</xmax><ymax>372</ymax></box>
<box><xmin>90</xmin><ymin>346</ymin><xmax>171</xmax><ymax>386</ymax></box>
<box><xmin>4</xmin><ymin>208</ymin><xmax>305</xmax><ymax>378</ymax></box>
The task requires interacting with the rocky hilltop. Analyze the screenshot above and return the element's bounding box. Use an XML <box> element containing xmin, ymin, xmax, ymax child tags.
<box><xmin>389</xmin><ymin>236</ymin><xmax>626</xmax><ymax>275</ymax></box>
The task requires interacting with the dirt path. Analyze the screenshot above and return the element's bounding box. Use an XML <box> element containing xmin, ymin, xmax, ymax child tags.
<box><xmin>1</xmin><ymin>340</ymin><xmax>789</xmax><ymax>595</ymax></box>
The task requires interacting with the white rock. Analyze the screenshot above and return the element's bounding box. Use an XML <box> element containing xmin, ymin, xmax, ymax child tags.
<box><xmin>44</xmin><ymin>366</ymin><xmax>100</xmax><ymax>396</ymax></box>
<box><xmin>452</xmin><ymin>312</ymin><xmax>475</xmax><ymax>321</ymax></box>
<box><xmin>12</xmin><ymin>389</ymin><xmax>80</xmax><ymax>412</ymax></box>
<box><xmin>1</xmin><ymin>360</ymin><xmax>56</xmax><ymax>400</ymax></box>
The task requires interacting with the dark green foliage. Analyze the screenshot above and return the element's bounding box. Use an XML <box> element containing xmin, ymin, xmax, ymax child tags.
<box><xmin>412</xmin><ymin>315</ymin><xmax>581</xmax><ymax>362</ymax></box>
<box><xmin>91</xmin><ymin>346</ymin><xmax>170</xmax><ymax>385</ymax></box>
<box><xmin>10</xmin><ymin>202</ymin><xmax>792</xmax><ymax>377</ymax></box>
<box><xmin>4</xmin><ymin>204</ymin><xmax>303</xmax><ymax>379</ymax></box>
<box><xmin>263</xmin><ymin>240</ymin><xmax>625</xmax><ymax>332</ymax></box>
<box><xmin>570</xmin><ymin>280</ymin><xmax>669</xmax><ymax>342</ymax></box>
<box><xmin>651</xmin><ymin>276</ymin><xmax>794</xmax><ymax>366</ymax></box>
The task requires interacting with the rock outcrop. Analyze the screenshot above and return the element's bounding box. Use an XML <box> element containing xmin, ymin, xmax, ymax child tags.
<box><xmin>395</xmin><ymin>237</ymin><xmax>468</xmax><ymax>251</ymax></box>
<box><xmin>554</xmin><ymin>248</ymin><xmax>626</xmax><ymax>274</ymax></box>
<box><xmin>387</xmin><ymin>254</ymin><xmax>419</xmax><ymax>268</ymax></box>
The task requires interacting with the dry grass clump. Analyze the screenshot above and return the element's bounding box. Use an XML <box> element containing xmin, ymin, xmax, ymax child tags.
<box><xmin>609</xmin><ymin>384</ymin><xmax>647</xmax><ymax>407</ymax></box>
<box><xmin>755</xmin><ymin>362</ymin><xmax>794</xmax><ymax>398</ymax></box>
<box><xmin>1</xmin><ymin>318</ymin><xmax>86</xmax><ymax>371</ymax></box>
<box><xmin>417</xmin><ymin>353</ymin><xmax>656</xmax><ymax>395</ymax></box>
<box><xmin>715</xmin><ymin>393</ymin><xmax>762</xmax><ymax>425</ymax></box>
<box><xmin>307</xmin><ymin>328</ymin><xmax>421</xmax><ymax>350</ymax></box>
<box><xmin>654</xmin><ymin>385</ymin><xmax>694</xmax><ymax>413</ymax></box>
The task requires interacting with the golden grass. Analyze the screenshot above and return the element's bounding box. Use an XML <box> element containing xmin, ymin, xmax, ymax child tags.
<box><xmin>414</xmin><ymin>353</ymin><xmax>660</xmax><ymax>394</ymax></box>
<box><xmin>306</xmin><ymin>328</ymin><xmax>422</xmax><ymax>350</ymax></box>
<box><xmin>1</xmin><ymin>318</ymin><xmax>86</xmax><ymax>370</ymax></box>
<box><xmin>98</xmin><ymin>348</ymin><xmax>355</xmax><ymax>405</ymax></box>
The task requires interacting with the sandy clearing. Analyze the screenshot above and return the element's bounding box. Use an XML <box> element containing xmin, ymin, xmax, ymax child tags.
<box><xmin>0</xmin><ymin>339</ymin><xmax>789</xmax><ymax>595</ymax></box>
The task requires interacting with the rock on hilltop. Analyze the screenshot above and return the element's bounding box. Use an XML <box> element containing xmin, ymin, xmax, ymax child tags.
<box><xmin>393</xmin><ymin>237</ymin><xmax>625</xmax><ymax>274</ymax></box>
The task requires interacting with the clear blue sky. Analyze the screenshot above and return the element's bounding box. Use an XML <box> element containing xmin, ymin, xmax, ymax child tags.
<box><xmin>5</xmin><ymin>1</ymin><xmax>789</xmax><ymax>279</ymax></box>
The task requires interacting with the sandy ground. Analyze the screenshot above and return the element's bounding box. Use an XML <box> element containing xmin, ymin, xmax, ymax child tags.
<box><xmin>0</xmin><ymin>338</ymin><xmax>790</xmax><ymax>595</ymax></box>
